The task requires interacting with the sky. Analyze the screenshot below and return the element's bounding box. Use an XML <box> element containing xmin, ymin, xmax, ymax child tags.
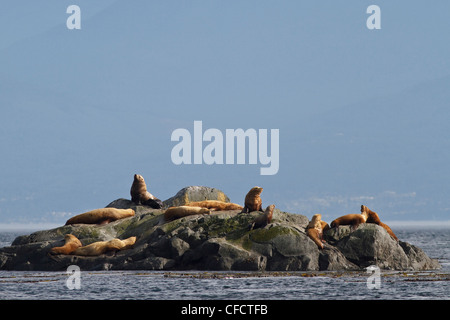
<box><xmin>1</xmin><ymin>1</ymin><xmax>450</xmax><ymax>228</ymax></box>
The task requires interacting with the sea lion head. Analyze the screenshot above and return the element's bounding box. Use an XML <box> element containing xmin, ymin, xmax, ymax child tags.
<box><xmin>307</xmin><ymin>214</ymin><xmax>322</xmax><ymax>229</ymax></box>
<box><xmin>265</xmin><ymin>204</ymin><xmax>275</xmax><ymax>214</ymax></box>
<box><xmin>360</xmin><ymin>205</ymin><xmax>370</xmax><ymax>221</ymax></box>
<box><xmin>361</xmin><ymin>205</ymin><xmax>379</xmax><ymax>223</ymax></box>
<box><xmin>249</xmin><ymin>186</ymin><xmax>263</xmax><ymax>195</ymax></box>
<box><xmin>64</xmin><ymin>234</ymin><xmax>74</xmax><ymax>241</ymax></box>
<box><xmin>123</xmin><ymin>236</ymin><xmax>137</xmax><ymax>246</ymax></box>
<box><xmin>65</xmin><ymin>234</ymin><xmax>82</xmax><ymax>245</ymax></box>
<box><xmin>134</xmin><ymin>174</ymin><xmax>145</xmax><ymax>182</ymax></box>
<box><xmin>265</xmin><ymin>204</ymin><xmax>275</xmax><ymax>222</ymax></box>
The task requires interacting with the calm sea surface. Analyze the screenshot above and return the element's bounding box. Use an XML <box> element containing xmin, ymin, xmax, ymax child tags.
<box><xmin>0</xmin><ymin>227</ymin><xmax>449</xmax><ymax>300</ymax></box>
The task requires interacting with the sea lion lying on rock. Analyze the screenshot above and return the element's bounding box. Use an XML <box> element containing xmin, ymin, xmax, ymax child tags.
<box><xmin>49</xmin><ymin>234</ymin><xmax>82</xmax><ymax>255</ymax></box>
<box><xmin>330</xmin><ymin>211</ymin><xmax>368</xmax><ymax>231</ymax></box>
<box><xmin>306</xmin><ymin>214</ymin><xmax>326</xmax><ymax>249</ymax></box>
<box><xmin>241</xmin><ymin>186</ymin><xmax>263</xmax><ymax>213</ymax></box>
<box><xmin>248</xmin><ymin>204</ymin><xmax>275</xmax><ymax>230</ymax></box>
<box><xmin>73</xmin><ymin>236</ymin><xmax>137</xmax><ymax>256</ymax></box>
<box><xmin>65</xmin><ymin>208</ymin><xmax>135</xmax><ymax>225</ymax></box>
<box><xmin>130</xmin><ymin>174</ymin><xmax>163</xmax><ymax>209</ymax></box>
<box><xmin>49</xmin><ymin>235</ymin><xmax>136</xmax><ymax>256</ymax></box>
<box><xmin>186</xmin><ymin>200</ymin><xmax>243</xmax><ymax>211</ymax></box>
<box><xmin>321</xmin><ymin>220</ymin><xmax>330</xmax><ymax>233</ymax></box>
<box><xmin>163</xmin><ymin>206</ymin><xmax>211</xmax><ymax>222</ymax></box>
<box><xmin>361</xmin><ymin>205</ymin><xmax>398</xmax><ymax>241</ymax></box>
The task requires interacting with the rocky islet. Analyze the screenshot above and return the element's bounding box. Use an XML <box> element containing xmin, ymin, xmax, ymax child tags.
<box><xmin>0</xmin><ymin>186</ymin><xmax>440</xmax><ymax>272</ymax></box>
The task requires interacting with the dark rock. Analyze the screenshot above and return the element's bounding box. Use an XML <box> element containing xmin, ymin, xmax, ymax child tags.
<box><xmin>169</xmin><ymin>237</ymin><xmax>190</xmax><ymax>259</ymax></box>
<box><xmin>319</xmin><ymin>246</ymin><xmax>359</xmax><ymax>271</ymax></box>
<box><xmin>330</xmin><ymin>224</ymin><xmax>410</xmax><ymax>270</ymax></box>
<box><xmin>399</xmin><ymin>241</ymin><xmax>440</xmax><ymax>270</ymax></box>
<box><xmin>248</xmin><ymin>224</ymin><xmax>319</xmax><ymax>271</ymax></box>
<box><xmin>142</xmin><ymin>198</ymin><xmax>164</xmax><ymax>209</ymax></box>
<box><xmin>124</xmin><ymin>256</ymin><xmax>175</xmax><ymax>270</ymax></box>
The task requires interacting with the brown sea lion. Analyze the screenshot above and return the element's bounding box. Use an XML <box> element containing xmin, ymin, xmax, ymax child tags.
<box><xmin>65</xmin><ymin>208</ymin><xmax>135</xmax><ymax>225</ymax></box>
<box><xmin>130</xmin><ymin>174</ymin><xmax>163</xmax><ymax>208</ymax></box>
<box><xmin>186</xmin><ymin>200</ymin><xmax>243</xmax><ymax>211</ymax></box>
<box><xmin>49</xmin><ymin>234</ymin><xmax>82</xmax><ymax>255</ymax></box>
<box><xmin>321</xmin><ymin>220</ymin><xmax>330</xmax><ymax>233</ymax></box>
<box><xmin>163</xmin><ymin>206</ymin><xmax>211</xmax><ymax>222</ymax></box>
<box><xmin>72</xmin><ymin>236</ymin><xmax>137</xmax><ymax>256</ymax></box>
<box><xmin>241</xmin><ymin>186</ymin><xmax>263</xmax><ymax>213</ymax></box>
<box><xmin>330</xmin><ymin>211</ymin><xmax>368</xmax><ymax>231</ymax></box>
<box><xmin>361</xmin><ymin>205</ymin><xmax>399</xmax><ymax>241</ymax></box>
<box><xmin>306</xmin><ymin>214</ymin><xmax>326</xmax><ymax>249</ymax></box>
<box><xmin>361</xmin><ymin>205</ymin><xmax>381</xmax><ymax>223</ymax></box>
<box><xmin>248</xmin><ymin>204</ymin><xmax>275</xmax><ymax>230</ymax></box>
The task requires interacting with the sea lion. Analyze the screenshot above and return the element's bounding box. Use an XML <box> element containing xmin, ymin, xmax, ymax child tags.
<box><xmin>130</xmin><ymin>174</ymin><xmax>163</xmax><ymax>209</ymax></box>
<box><xmin>72</xmin><ymin>236</ymin><xmax>137</xmax><ymax>256</ymax></box>
<box><xmin>241</xmin><ymin>186</ymin><xmax>263</xmax><ymax>213</ymax></box>
<box><xmin>163</xmin><ymin>206</ymin><xmax>211</xmax><ymax>222</ymax></box>
<box><xmin>186</xmin><ymin>200</ymin><xmax>243</xmax><ymax>211</ymax></box>
<box><xmin>306</xmin><ymin>214</ymin><xmax>326</xmax><ymax>249</ymax></box>
<box><xmin>361</xmin><ymin>205</ymin><xmax>399</xmax><ymax>241</ymax></box>
<box><xmin>361</xmin><ymin>205</ymin><xmax>382</xmax><ymax>224</ymax></box>
<box><xmin>330</xmin><ymin>211</ymin><xmax>368</xmax><ymax>231</ymax></box>
<box><xmin>248</xmin><ymin>204</ymin><xmax>275</xmax><ymax>230</ymax></box>
<box><xmin>321</xmin><ymin>220</ymin><xmax>330</xmax><ymax>233</ymax></box>
<box><xmin>49</xmin><ymin>234</ymin><xmax>82</xmax><ymax>255</ymax></box>
<box><xmin>65</xmin><ymin>208</ymin><xmax>135</xmax><ymax>225</ymax></box>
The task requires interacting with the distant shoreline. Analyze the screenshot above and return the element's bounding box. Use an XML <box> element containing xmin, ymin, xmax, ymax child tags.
<box><xmin>384</xmin><ymin>220</ymin><xmax>450</xmax><ymax>229</ymax></box>
<box><xmin>0</xmin><ymin>223</ymin><xmax>61</xmax><ymax>232</ymax></box>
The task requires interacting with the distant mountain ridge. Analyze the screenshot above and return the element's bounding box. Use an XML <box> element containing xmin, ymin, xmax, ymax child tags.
<box><xmin>1</xmin><ymin>2</ymin><xmax>449</xmax><ymax>224</ymax></box>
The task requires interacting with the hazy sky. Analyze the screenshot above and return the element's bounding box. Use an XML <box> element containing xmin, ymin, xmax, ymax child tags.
<box><xmin>1</xmin><ymin>1</ymin><xmax>450</xmax><ymax>227</ymax></box>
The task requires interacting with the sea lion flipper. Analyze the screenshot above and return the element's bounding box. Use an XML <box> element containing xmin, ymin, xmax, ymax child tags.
<box><xmin>99</xmin><ymin>219</ymin><xmax>112</xmax><ymax>225</ymax></box>
<box><xmin>142</xmin><ymin>198</ymin><xmax>163</xmax><ymax>209</ymax></box>
<box><xmin>131</xmin><ymin>195</ymin><xmax>139</xmax><ymax>203</ymax></box>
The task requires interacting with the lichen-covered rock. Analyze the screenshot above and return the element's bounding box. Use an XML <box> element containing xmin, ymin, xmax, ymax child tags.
<box><xmin>0</xmin><ymin>187</ymin><xmax>441</xmax><ymax>272</ymax></box>
<box><xmin>163</xmin><ymin>186</ymin><xmax>230</xmax><ymax>207</ymax></box>
<box><xmin>247</xmin><ymin>224</ymin><xmax>319</xmax><ymax>271</ymax></box>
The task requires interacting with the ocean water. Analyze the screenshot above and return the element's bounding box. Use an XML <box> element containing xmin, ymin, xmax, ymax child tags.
<box><xmin>0</xmin><ymin>227</ymin><xmax>449</xmax><ymax>300</ymax></box>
